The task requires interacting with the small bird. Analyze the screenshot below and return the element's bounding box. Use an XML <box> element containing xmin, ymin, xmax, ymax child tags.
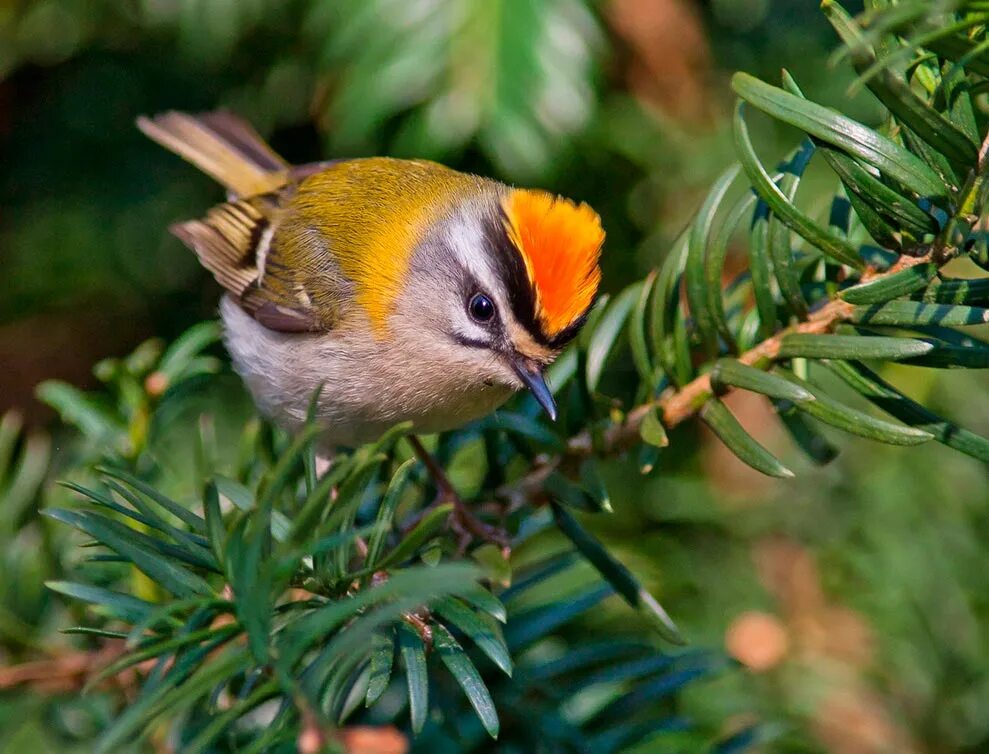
<box><xmin>139</xmin><ymin>111</ymin><xmax>604</xmax><ymax>451</ymax></box>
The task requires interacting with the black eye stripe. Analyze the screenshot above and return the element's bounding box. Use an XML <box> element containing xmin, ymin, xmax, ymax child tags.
<box><xmin>451</xmin><ymin>333</ymin><xmax>491</xmax><ymax>349</ymax></box>
<box><xmin>483</xmin><ymin>208</ymin><xmax>545</xmax><ymax>341</ymax></box>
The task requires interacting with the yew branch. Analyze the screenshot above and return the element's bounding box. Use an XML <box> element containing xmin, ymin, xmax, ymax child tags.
<box><xmin>497</xmin><ymin>249</ymin><xmax>941</xmax><ymax>509</ymax></box>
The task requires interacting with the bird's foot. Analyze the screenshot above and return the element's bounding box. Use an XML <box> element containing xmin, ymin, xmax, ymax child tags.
<box><xmin>446</xmin><ymin>497</ymin><xmax>510</xmax><ymax>558</ymax></box>
<box><xmin>406</xmin><ymin>435</ymin><xmax>510</xmax><ymax>556</ymax></box>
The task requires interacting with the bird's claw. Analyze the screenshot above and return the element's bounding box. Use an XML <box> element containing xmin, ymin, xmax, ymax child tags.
<box><xmin>447</xmin><ymin>500</ymin><xmax>510</xmax><ymax>557</ymax></box>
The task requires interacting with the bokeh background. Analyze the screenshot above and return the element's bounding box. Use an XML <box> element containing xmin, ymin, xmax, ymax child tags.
<box><xmin>4</xmin><ymin>0</ymin><xmax>989</xmax><ymax>751</ymax></box>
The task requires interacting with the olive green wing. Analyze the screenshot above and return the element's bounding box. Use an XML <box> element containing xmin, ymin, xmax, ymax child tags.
<box><xmin>171</xmin><ymin>192</ymin><xmax>344</xmax><ymax>333</ymax></box>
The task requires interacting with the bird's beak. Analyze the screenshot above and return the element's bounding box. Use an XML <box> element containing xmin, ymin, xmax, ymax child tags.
<box><xmin>511</xmin><ymin>357</ymin><xmax>558</xmax><ymax>421</ymax></box>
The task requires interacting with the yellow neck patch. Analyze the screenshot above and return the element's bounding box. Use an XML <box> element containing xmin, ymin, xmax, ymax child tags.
<box><xmin>503</xmin><ymin>189</ymin><xmax>604</xmax><ymax>339</ymax></box>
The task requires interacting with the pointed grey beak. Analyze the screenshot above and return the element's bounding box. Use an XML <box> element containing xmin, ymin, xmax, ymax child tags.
<box><xmin>512</xmin><ymin>358</ymin><xmax>558</xmax><ymax>421</ymax></box>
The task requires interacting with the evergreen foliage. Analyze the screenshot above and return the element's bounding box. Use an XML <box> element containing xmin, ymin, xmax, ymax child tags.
<box><xmin>5</xmin><ymin>1</ymin><xmax>989</xmax><ymax>751</ymax></box>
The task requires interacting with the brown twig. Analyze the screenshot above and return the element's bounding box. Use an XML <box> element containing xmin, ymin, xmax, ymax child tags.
<box><xmin>0</xmin><ymin>642</ymin><xmax>142</xmax><ymax>694</ymax></box>
<box><xmin>401</xmin><ymin>610</ymin><xmax>434</xmax><ymax>650</ymax></box>
<box><xmin>500</xmin><ymin>250</ymin><xmax>940</xmax><ymax>502</ymax></box>
<box><xmin>978</xmin><ymin>129</ymin><xmax>989</xmax><ymax>168</ymax></box>
<box><xmin>618</xmin><ymin>254</ymin><xmax>935</xmax><ymax>443</ymax></box>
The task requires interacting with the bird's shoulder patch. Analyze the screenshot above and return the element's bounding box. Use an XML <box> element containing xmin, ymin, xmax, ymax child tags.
<box><xmin>289</xmin><ymin>158</ymin><xmax>488</xmax><ymax>335</ymax></box>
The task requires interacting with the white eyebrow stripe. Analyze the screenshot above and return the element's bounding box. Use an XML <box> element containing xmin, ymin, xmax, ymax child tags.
<box><xmin>442</xmin><ymin>210</ymin><xmax>527</xmax><ymax>336</ymax></box>
<box><xmin>445</xmin><ymin>217</ymin><xmax>499</xmax><ymax>288</ymax></box>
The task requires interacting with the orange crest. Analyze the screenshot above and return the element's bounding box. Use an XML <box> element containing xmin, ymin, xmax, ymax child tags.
<box><xmin>503</xmin><ymin>189</ymin><xmax>604</xmax><ymax>339</ymax></box>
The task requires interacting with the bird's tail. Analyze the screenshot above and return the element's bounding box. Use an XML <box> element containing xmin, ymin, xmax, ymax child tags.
<box><xmin>137</xmin><ymin>111</ymin><xmax>290</xmax><ymax>197</ymax></box>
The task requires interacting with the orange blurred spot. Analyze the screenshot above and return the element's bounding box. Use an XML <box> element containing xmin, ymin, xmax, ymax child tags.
<box><xmin>725</xmin><ymin>610</ymin><xmax>789</xmax><ymax>672</ymax></box>
<box><xmin>340</xmin><ymin>726</ymin><xmax>409</xmax><ymax>754</ymax></box>
<box><xmin>144</xmin><ymin>371</ymin><xmax>169</xmax><ymax>397</ymax></box>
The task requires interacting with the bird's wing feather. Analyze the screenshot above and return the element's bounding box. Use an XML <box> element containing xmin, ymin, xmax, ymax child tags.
<box><xmin>172</xmin><ymin>191</ymin><xmax>341</xmax><ymax>332</ymax></box>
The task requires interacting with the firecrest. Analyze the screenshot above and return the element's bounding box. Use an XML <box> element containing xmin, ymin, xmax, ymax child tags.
<box><xmin>139</xmin><ymin>111</ymin><xmax>605</xmax><ymax>449</ymax></box>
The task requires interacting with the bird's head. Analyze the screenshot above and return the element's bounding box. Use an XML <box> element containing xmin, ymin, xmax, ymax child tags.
<box><xmin>400</xmin><ymin>186</ymin><xmax>605</xmax><ymax>421</ymax></box>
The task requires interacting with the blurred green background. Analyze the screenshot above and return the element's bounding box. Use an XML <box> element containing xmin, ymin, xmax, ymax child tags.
<box><xmin>4</xmin><ymin>0</ymin><xmax>989</xmax><ymax>751</ymax></box>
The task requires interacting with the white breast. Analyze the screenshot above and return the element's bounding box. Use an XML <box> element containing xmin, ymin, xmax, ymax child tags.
<box><xmin>220</xmin><ymin>296</ymin><xmax>514</xmax><ymax>448</ymax></box>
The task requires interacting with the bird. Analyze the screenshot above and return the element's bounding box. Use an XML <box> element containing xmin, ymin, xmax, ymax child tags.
<box><xmin>138</xmin><ymin>111</ymin><xmax>604</xmax><ymax>457</ymax></box>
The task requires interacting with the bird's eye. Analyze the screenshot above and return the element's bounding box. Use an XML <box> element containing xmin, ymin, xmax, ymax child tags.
<box><xmin>468</xmin><ymin>293</ymin><xmax>496</xmax><ymax>323</ymax></box>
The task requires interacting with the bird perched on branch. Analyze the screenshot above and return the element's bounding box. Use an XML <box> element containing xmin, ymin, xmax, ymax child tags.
<box><xmin>139</xmin><ymin>111</ymin><xmax>604</xmax><ymax>453</ymax></box>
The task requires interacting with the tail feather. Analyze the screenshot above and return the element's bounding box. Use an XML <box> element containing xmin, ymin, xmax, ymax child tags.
<box><xmin>137</xmin><ymin>111</ymin><xmax>289</xmax><ymax>197</ymax></box>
